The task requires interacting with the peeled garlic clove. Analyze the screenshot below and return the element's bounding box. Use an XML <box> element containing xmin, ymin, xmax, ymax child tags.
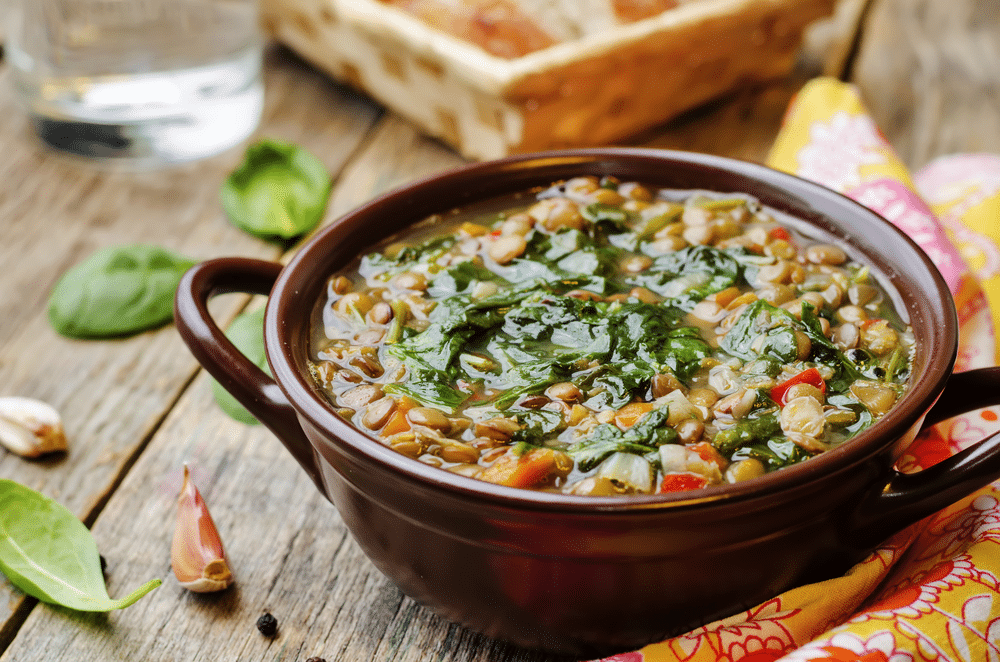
<box><xmin>0</xmin><ymin>397</ymin><xmax>68</xmax><ymax>458</ymax></box>
<box><xmin>171</xmin><ymin>466</ymin><xmax>233</xmax><ymax>593</ymax></box>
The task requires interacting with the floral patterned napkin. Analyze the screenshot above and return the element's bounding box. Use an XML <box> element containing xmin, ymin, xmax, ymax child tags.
<box><xmin>596</xmin><ymin>78</ymin><xmax>1000</xmax><ymax>662</ymax></box>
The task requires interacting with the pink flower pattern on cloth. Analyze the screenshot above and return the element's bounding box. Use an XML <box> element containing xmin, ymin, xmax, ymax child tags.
<box><xmin>591</xmin><ymin>78</ymin><xmax>1000</xmax><ymax>662</ymax></box>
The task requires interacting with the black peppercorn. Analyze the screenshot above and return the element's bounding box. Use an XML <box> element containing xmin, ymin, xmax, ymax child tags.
<box><xmin>256</xmin><ymin>612</ymin><xmax>278</xmax><ymax>637</ymax></box>
<box><xmin>99</xmin><ymin>555</ymin><xmax>107</xmax><ymax>574</ymax></box>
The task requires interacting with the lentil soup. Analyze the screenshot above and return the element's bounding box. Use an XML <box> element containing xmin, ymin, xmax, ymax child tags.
<box><xmin>308</xmin><ymin>176</ymin><xmax>913</xmax><ymax>496</ymax></box>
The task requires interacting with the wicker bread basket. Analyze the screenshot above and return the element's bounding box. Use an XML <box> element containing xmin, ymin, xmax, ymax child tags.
<box><xmin>261</xmin><ymin>0</ymin><xmax>835</xmax><ymax>160</ymax></box>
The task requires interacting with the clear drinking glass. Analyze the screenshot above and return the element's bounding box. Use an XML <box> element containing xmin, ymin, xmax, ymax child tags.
<box><xmin>6</xmin><ymin>0</ymin><xmax>264</xmax><ymax>167</ymax></box>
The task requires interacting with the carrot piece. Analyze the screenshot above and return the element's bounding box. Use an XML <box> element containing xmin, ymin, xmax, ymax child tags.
<box><xmin>659</xmin><ymin>473</ymin><xmax>708</xmax><ymax>493</ymax></box>
<box><xmin>615</xmin><ymin>402</ymin><xmax>655</xmax><ymax>429</ymax></box>
<box><xmin>688</xmin><ymin>442</ymin><xmax>727</xmax><ymax>470</ymax></box>
<box><xmin>479</xmin><ymin>448</ymin><xmax>563</xmax><ymax>489</ymax></box>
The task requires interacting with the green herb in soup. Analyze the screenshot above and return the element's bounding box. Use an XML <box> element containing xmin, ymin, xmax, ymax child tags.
<box><xmin>309</xmin><ymin>177</ymin><xmax>913</xmax><ymax>495</ymax></box>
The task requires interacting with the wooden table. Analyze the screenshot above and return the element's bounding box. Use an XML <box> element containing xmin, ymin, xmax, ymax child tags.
<box><xmin>0</xmin><ymin>1</ymin><xmax>997</xmax><ymax>660</ymax></box>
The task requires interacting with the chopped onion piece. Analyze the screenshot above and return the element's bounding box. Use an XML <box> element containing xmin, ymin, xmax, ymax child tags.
<box><xmin>596</xmin><ymin>452</ymin><xmax>654</xmax><ymax>493</ymax></box>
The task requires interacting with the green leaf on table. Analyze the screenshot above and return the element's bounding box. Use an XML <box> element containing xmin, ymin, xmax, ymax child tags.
<box><xmin>221</xmin><ymin>138</ymin><xmax>331</xmax><ymax>240</ymax></box>
<box><xmin>47</xmin><ymin>244</ymin><xmax>196</xmax><ymax>339</ymax></box>
<box><xmin>212</xmin><ymin>307</ymin><xmax>268</xmax><ymax>424</ymax></box>
<box><xmin>0</xmin><ymin>480</ymin><xmax>161</xmax><ymax>611</ymax></box>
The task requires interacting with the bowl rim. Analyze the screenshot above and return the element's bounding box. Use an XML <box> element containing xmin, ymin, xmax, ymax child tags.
<box><xmin>265</xmin><ymin>147</ymin><xmax>959</xmax><ymax>513</ymax></box>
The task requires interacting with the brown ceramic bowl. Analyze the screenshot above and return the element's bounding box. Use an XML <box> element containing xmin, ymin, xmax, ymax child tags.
<box><xmin>175</xmin><ymin>148</ymin><xmax>1000</xmax><ymax>657</ymax></box>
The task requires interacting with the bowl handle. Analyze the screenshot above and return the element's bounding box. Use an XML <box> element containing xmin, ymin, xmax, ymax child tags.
<box><xmin>174</xmin><ymin>258</ymin><xmax>323</xmax><ymax>491</ymax></box>
<box><xmin>853</xmin><ymin>366</ymin><xmax>1000</xmax><ymax>543</ymax></box>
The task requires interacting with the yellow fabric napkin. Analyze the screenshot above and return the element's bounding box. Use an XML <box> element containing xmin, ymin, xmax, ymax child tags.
<box><xmin>595</xmin><ymin>78</ymin><xmax>1000</xmax><ymax>662</ymax></box>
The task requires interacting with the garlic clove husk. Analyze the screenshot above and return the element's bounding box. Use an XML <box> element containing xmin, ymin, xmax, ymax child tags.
<box><xmin>171</xmin><ymin>466</ymin><xmax>233</xmax><ymax>593</ymax></box>
<box><xmin>0</xmin><ymin>397</ymin><xmax>68</xmax><ymax>458</ymax></box>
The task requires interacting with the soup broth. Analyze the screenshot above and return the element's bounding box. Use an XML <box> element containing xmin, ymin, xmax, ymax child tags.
<box><xmin>309</xmin><ymin>176</ymin><xmax>913</xmax><ymax>496</ymax></box>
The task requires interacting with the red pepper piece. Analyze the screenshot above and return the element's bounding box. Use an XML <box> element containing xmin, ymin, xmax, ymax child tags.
<box><xmin>659</xmin><ymin>473</ymin><xmax>708</xmax><ymax>493</ymax></box>
<box><xmin>770</xmin><ymin>367</ymin><xmax>826</xmax><ymax>406</ymax></box>
<box><xmin>768</xmin><ymin>227</ymin><xmax>792</xmax><ymax>242</ymax></box>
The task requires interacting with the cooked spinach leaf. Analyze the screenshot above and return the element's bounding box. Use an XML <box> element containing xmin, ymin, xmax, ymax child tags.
<box><xmin>362</xmin><ymin>234</ymin><xmax>457</xmax><ymax>275</ymax></box>
<box><xmin>384</xmin><ymin>368</ymin><xmax>469</xmax><ymax>414</ymax></box>
<box><xmin>427</xmin><ymin>261</ymin><xmax>504</xmax><ymax>299</ymax></box>
<box><xmin>582</xmin><ymin>202</ymin><xmax>631</xmax><ymax>233</ymax></box>
<box><xmin>621</xmin><ymin>407</ymin><xmax>678</xmax><ymax>447</ymax></box>
<box><xmin>567</xmin><ymin>408</ymin><xmax>678</xmax><ymax>471</ymax></box>
<box><xmin>630</xmin><ymin>246</ymin><xmax>747</xmax><ymax>310</ymax></box>
<box><xmin>508</xmin><ymin>408</ymin><xmax>566</xmax><ymax>445</ymax></box>
<box><xmin>711</xmin><ymin>412</ymin><xmax>782</xmax><ymax>456</ymax></box>
<box><xmin>386</xmin><ymin>282</ymin><xmax>709</xmax><ymax>411</ymax></box>
<box><xmin>567</xmin><ymin>425</ymin><xmax>656</xmax><ymax>472</ymax></box>
<box><xmin>731</xmin><ymin>438</ymin><xmax>811</xmax><ymax>471</ymax></box>
<box><xmin>720</xmin><ymin>299</ymin><xmax>801</xmax><ymax>363</ymax></box>
<box><xmin>799</xmin><ymin>304</ymin><xmax>863</xmax><ymax>388</ymax></box>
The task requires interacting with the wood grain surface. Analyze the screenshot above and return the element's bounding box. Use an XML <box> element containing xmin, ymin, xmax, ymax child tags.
<box><xmin>0</xmin><ymin>1</ymin><xmax>996</xmax><ymax>660</ymax></box>
<box><xmin>852</xmin><ymin>0</ymin><xmax>1000</xmax><ymax>167</ymax></box>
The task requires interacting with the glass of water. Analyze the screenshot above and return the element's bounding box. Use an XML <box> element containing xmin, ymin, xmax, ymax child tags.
<box><xmin>6</xmin><ymin>0</ymin><xmax>264</xmax><ymax>167</ymax></box>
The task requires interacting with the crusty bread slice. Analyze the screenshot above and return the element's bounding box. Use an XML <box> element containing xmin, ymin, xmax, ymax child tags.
<box><xmin>513</xmin><ymin>0</ymin><xmax>681</xmax><ymax>40</ymax></box>
<box><xmin>378</xmin><ymin>0</ymin><xmax>557</xmax><ymax>57</ymax></box>
<box><xmin>378</xmin><ymin>0</ymin><xmax>685</xmax><ymax>57</ymax></box>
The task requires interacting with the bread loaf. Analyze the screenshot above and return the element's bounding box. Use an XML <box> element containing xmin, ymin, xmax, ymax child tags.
<box><xmin>378</xmin><ymin>0</ymin><xmax>684</xmax><ymax>58</ymax></box>
<box><xmin>264</xmin><ymin>0</ymin><xmax>836</xmax><ymax>159</ymax></box>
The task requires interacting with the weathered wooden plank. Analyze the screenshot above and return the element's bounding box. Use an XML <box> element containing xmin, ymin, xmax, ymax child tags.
<box><xmin>0</xmin><ymin>116</ymin><xmax>562</xmax><ymax>662</ymax></box>
<box><xmin>634</xmin><ymin>76</ymin><xmax>810</xmax><ymax>163</ymax></box>
<box><xmin>850</xmin><ymin>0</ymin><xmax>1000</xmax><ymax>168</ymax></box>
<box><xmin>0</xmin><ymin>45</ymin><xmax>381</xmax><ymax>647</ymax></box>
<box><xmin>801</xmin><ymin>0</ymin><xmax>872</xmax><ymax>78</ymax></box>
<box><xmin>632</xmin><ymin>1</ymin><xmax>865</xmax><ymax>164</ymax></box>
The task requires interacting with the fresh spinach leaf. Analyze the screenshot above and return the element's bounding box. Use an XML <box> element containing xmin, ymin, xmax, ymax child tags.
<box><xmin>48</xmin><ymin>244</ymin><xmax>196</xmax><ymax>339</ymax></box>
<box><xmin>0</xmin><ymin>480</ymin><xmax>161</xmax><ymax>611</ymax></box>
<box><xmin>722</xmin><ymin>301</ymin><xmax>864</xmax><ymax>390</ymax></box>
<box><xmin>212</xmin><ymin>307</ymin><xmax>267</xmax><ymax>424</ymax></box>
<box><xmin>221</xmin><ymin>139</ymin><xmax>331</xmax><ymax>241</ymax></box>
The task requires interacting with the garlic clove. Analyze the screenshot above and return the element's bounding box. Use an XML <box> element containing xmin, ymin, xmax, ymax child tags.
<box><xmin>171</xmin><ymin>466</ymin><xmax>233</xmax><ymax>593</ymax></box>
<box><xmin>0</xmin><ymin>397</ymin><xmax>68</xmax><ymax>458</ymax></box>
